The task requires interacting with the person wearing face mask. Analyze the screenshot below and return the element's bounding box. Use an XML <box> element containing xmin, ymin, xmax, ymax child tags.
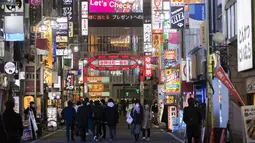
<box><xmin>142</xmin><ymin>100</ymin><xmax>152</xmax><ymax>141</ymax></box>
<box><xmin>24</xmin><ymin>101</ymin><xmax>38</xmax><ymax>140</ymax></box>
<box><xmin>130</xmin><ymin>100</ymin><xmax>143</xmax><ymax>142</ymax></box>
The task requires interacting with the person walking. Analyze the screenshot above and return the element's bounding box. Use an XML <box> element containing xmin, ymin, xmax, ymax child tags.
<box><xmin>183</xmin><ymin>98</ymin><xmax>202</xmax><ymax>143</ymax></box>
<box><xmin>76</xmin><ymin>98</ymin><xmax>91</xmax><ymax>142</ymax></box>
<box><xmin>99</xmin><ymin>99</ymin><xmax>107</xmax><ymax>140</ymax></box>
<box><xmin>92</xmin><ymin>100</ymin><xmax>104</xmax><ymax>141</ymax></box>
<box><xmin>105</xmin><ymin>98</ymin><xmax>119</xmax><ymax>141</ymax></box>
<box><xmin>151</xmin><ymin>101</ymin><xmax>159</xmax><ymax>125</ymax></box>
<box><xmin>142</xmin><ymin>100</ymin><xmax>152</xmax><ymax>141</ymax></box>
<box><xmin>3</xmin><ymin>100</ymin><xmax>23</xmax><ymax>143</ymax></box>
<box><xmin>61</xmin><ymin>100</ymin><xmax>76</xmax><ymax>141</ymax></box>
<box><xmin>87</xmin><ymin>100</ymin><xmax>94</xmax><ymax>135</ymax></box>
<box><xmin>126</xmin><ymin>100</ymin><xmax>134</xmax><ymax>129</ymax></box>
<box><xmin>74</xmin><ymin>101</ymin><xmax>83</xmax><ymax>136</ymax></box>
<box><xmin>131</xmin><ymin>100</ymin><xmax>142</xmax><ymax>142</ymax></box>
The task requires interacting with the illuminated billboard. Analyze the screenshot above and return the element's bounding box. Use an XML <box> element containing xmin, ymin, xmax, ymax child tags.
<box><xmin>89</xmin><ymin>0</ymin><xmax>143</xmax><ymax>13</ymax></box>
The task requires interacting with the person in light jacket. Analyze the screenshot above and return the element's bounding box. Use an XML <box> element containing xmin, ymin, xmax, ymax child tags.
<box><xmin>142</xmin><ymin>100</ymin><xmax>152</xmax><ymax>141</ymax></box>
<box><xmin>130</xmin><ymin>100</ymin><xmax>143</xmax><ymax>142</ymax></box>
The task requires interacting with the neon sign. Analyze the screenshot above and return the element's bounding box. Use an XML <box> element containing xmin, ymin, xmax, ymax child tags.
<box><xmin>87</xmin><ymin>55</ymin><xmax>139</xmax><ymax>71</ymax></box>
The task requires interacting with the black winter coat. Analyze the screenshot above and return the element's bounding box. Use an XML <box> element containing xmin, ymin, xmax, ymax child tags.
<box><xmin>131</xmin><ymin>108</ymin><xmax>142</xmax><ymax>125</ymax></box>
<box><xmin>76</xmin><ymin>105</ymin><xmax>91</xmax><ymax>127</ymax></box>
<box><xmin>105</xmin><ymin>103</ymin><xmax>119</xmax><ymax>126</ymax></box>
<box><xmin>92</xmin><ymin>105</ymin><xmax>104</xmax><ymax>121</ymax></box>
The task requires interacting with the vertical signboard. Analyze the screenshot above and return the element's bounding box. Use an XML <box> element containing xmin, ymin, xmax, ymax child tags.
<box><xmin>81</xmin><ymin>19</ymin><xmax>88</xmax><ymax>36</ymax></box>
<box><xmin>170</xmin><ymin>0</ymin><xmax>185</xmax><ymax>29</ymax></box>
<box><xmin>237</xmin><ymin>0</ymin><xmax>252</xmax><ymax>72</ymax></box>
<box><xmin>81</xmin><ymin>1</ymin><xmax>88</xmax><ymax>18</ymax></box>
<box><xmin>56</xmin><ymin>17</ymin><xmax>68</xmax><ymax>49</ymax></box>
<box><xmin>143</xmin><ymin>23</ymin><xmax>152</xmax><ymax>52</ymax></box>
<box><xmin>81</xmin><ymin>1</ymin><xmax>89</xmax><ymax>36</ymax></box>
<box><xmin>62</xmin><ymin>0</ymin><xmax>74</xmax><ymax>40</ymax></box>
<box><xmin>188</xmin><ymin>3</ymin><xmax>206</xmax><ymax>28</ymax></box>
<box><xmin>152</xmin><ymin>34</ymin><xmax>163</xmax><ymax>57</ymax></box>
<box><xmin>144</xmin><ymin>56</ymin><xmax>152</xmax><ymax>77</ymax></box>
<box><xmin>152</xmin><ymin>0</ymin><xmax>163</xmax><ymax>33</ymax></box>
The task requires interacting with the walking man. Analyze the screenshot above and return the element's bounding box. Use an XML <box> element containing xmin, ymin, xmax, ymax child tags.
<box><xmin>183</xmin><ymin>98</ymin><xmax>202</xmax><ymax>143</ymax></box>
<box><xmin>61</xmin><ymin>100</ymin><xmax>76</xmax><ymax>141</ymax></box>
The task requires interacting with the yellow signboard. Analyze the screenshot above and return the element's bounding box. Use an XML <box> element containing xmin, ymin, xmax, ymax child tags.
<box><xmin>42</xmin><ymin>20</ymin><xmax>53</xmax><ymax>86</ymax></box>
<box><xmin>165</xmin><ymin>68</ymin><xmax>181</xmax><ymax>94</ymax></box>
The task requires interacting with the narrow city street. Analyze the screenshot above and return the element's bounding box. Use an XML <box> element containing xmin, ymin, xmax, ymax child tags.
<box><xmin>31</xmin><ymin>118</ymin><xmax>184</xmax><ymax>143</ymax></box>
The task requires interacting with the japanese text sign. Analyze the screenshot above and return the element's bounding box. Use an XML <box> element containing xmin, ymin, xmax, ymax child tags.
<box><xmin>144</xmin><ymin>56</ymin><xmax>152</xmax><ymax>77</ymax></box>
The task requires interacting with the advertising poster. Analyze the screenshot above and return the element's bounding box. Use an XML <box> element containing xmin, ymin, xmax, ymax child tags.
<box><xmin>152</xmin><ymin>34</ymin><xmax>163</xmax><ymax>57</ymax></box>
<box><xmin>24</xmin><ymin>96</ymin><xmax>34</xmax><ymax>109</ymax></box>
<box><xmin>13</xmin><ymin>96</ymin><xmax>19</xmax><ymax>113</ymax></box>
<box><xmin>168</xmin><ymin>31</ymin><xmax>179</xmax><ymax>49</ymax></box>
<box><xmin>237</xmin><ymin>0</ymin><xmax>253</xmax><ymax>72</ymax></box>
<box><xmin>89</xmin><ymin>0</ymin><xmax>143</xmax><ymax>13</ymax></box>
<box><xmin>88</xmin><ymin>84</ymin><xmax>108</xmax><ymax>92</ymax></box>
<box><xmin>144</xmin><ymin>24</ymin><xmax>152</xmax><ymax>52</ymax></box>
<box><xmin>241</xmin><ymin>105</ymin><xmax>255</xmax><ymax>142</ymax></box>
<box><xmin>82</xmin><ymin>19</ymin><xmax>88</xmax><ymax>35</ymax></box>
<box><xmin>164</xmin><ymin>50</ymin><xmax>176</xmax><ymax>60</ymax></box>
<box><xmin>62</xmin><ymin>0</ymin><xmax>73</xmax><ymax>40</ymax></box>
<box><xmin>168</xmin><ymin>106</ymin><xmax>177</xmax><ymax>131</ymax></box>
<box><xmin>170</xmin><ymin>0</ymin><xmax>185</xmax><ymax>29</ymax></box>
<box><xmin>189</xmin><ymin>4</ymin><xmax>206</xmax><ymax>28</ymax></box>
<box><xmin>152</xmin><ymin>0</ymin><xmax>163</xmax><ymax>33</ymax></box>
<box><xmin>165</xmin><ymin>68</ymin><xmax>180</xmax><ymax>94</ymax></box>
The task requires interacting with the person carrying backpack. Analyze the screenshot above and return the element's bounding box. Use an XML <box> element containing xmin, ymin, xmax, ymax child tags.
<box><xmin>183</xmin><ymin>98</ymin><xmax>202</xmax><ymax>143</ymax></box>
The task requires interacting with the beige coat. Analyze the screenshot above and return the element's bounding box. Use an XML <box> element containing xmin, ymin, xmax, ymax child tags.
<box><xmin>142</xmin><ymin>105</ymin><xmax>153</xmax><ymax>129</ymax></box>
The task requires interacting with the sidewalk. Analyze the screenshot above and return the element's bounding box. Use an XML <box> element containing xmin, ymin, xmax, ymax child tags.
<box><xmin>155</xmin><ymin>122</ymin><xmax>186</xmax><ymax>141</ymax></box>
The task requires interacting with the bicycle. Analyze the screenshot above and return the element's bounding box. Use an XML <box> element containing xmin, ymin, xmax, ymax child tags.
<box><xmin>42</xmin><ymin>119</ymin><xmax>59</xmax><ymax>132</ymax></box>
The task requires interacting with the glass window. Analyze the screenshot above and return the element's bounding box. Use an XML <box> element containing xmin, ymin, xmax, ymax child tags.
<box><xmin>235</xmin><ymin>2</ymin><xmax>237</xmax><ymax>36</ymax></box>
<box><xmin>231</xmin><ymin>5</ymin><xmax>235</xmax><ymax>38</ymax></box>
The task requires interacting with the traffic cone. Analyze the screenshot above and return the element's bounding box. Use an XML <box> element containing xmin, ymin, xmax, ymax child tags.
<box><xmin>220</xmin><ymin>129</ymin><xmax>226</xmax><ymax>143</ymax></box>
<box><xmin>210</xmin><ymin>129</ymin><xmax>215</xmax><ymax>143</ymax></box>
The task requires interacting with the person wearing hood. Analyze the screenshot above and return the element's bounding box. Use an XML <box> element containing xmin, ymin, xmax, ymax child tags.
<box><xmin>130</xmin><ymin>99</ymin><xmax>142</xmax><ymax>142</ymax></box>
<box><xmin>3</xmin><ymin>100</ymin><xmax>23</xmax><ymax>143</ymax></box>
<box><xmin>105</xmin><ymin>98</ymin><xmax>119</xmax><ymax>141</ymax></box>
<box><xmin>76</xmin><ymin>98</ymin><xmax>91</xmax><ymax>142</ymax></box>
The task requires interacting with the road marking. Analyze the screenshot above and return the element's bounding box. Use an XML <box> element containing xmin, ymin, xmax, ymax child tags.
<box><xmin>154</xmin><ymin>125</ymin><xmax>185</xmax><ymax>143</ymax></box>
<box><xmin>30</xmin><ymin>127</ymin><xmax>65</xmax><ymax>143</ymax></box>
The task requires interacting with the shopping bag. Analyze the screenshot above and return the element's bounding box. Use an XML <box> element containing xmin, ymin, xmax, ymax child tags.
<box><xmin>126</xmin><ymin>114</ymin><xmax>133</xmax><ymax>124</ymax></box>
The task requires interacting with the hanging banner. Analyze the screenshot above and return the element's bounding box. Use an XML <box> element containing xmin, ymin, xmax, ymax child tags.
<box><xmin>214</xmin><ymin>65</ymin><xmax>245</xmax><ymax>105</ymax></box>
<box><xmin>170</xmin><ymin>6</ymin><xmax>185</xmax><ymax>29</ymax></box>
<box><xmin>152</xmin><ymin>0</ymin><xmax>163</xmax><ymax>33</ymax></box>
<box><xmin>144</xmin><ymin>23</ymin><xmax>152</xmax><ymax>52</ymax></box>
<box><xmin>165</xmin><ymin>68</ymin><xmax>181</xmax><ymax>94</ymax></box>
<box><xmin>189</xmin><ymin>4</ymin><xmax>206</xmax><ymax>28</ymax></box>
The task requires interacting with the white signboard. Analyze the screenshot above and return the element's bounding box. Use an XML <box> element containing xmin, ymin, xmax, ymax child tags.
<box><xmin>144</xmin><ymin>24</ymin><xmax>152</xmax><ymax>43</ymax></box>
<box><xmin>152</xmin><ymin>0</ymin><xmax>163</xmax><ymax>33</ymax></box>
<box><xmin>237</xmin><ymin>0</ymin><xmax>252</xmax><ymax>72</ymax></box>
<box><xmin>81</xmin><ymin>1</ymin><xmax>88</xmax><ymax>18</ymax></box>
<box><xmin>241</xmin><ymin>105</ymin><xmax>255</xmax><ymax>143</ymax></box>
<box><xmin>81</xmin><ymin>19</ymin><xmax>88</xmax><ymax>36</ymax></box>
<box><xmin>99</xmin><ymin>60</ymin><xmax>129</xmax><ymax>66</ymax></box>
<box><xmin>13</xmin><ymin>96</ymin><xmax>19</xmax><ymax>113</ymax></box>
<box><xmin>4</xmin><ymin>62</ymin><xmax>16</xmax><ymax>74</ymax></box>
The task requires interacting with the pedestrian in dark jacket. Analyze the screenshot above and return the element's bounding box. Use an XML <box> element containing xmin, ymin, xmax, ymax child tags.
<box><xmin>3</xmin><ymin>100</ymin><xmax>23</xmax><ymax>143</ymax></box>
<box><xmin>92</xmin><ymin>100</ymin><xmax>104</xmax><ymax>141</ymax></box>
<box><xmin>61</xmin><ymin>100</ymin><xmax>76</xmax><ymax>141</ymax></box>
<box><xmin>183</xmin><ymin>98</ymin><xmax>202</xmax><ymax>143</ymax></box>
<box><xmin>99</xmin><ymin>99</ymin><xmax>107</xmax><ymax>140</ymax></box>
<box><xmin>76</xmin><ymin>98</ymin><xmax>91</xmax><ymax>142</ymax></box>
<box><xmin>105</xmin><ymin>98</ymin><xmax>119</xmax><ymax>141</ymax></box>
<box><xmin>131</xmin><ymin>100</ymin><xmax>142</xmax><ymax>141</ymax></box>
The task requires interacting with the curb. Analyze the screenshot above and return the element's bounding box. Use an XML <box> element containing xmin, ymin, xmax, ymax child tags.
<box><xmin>30</xmin><ymin>127</ymin><xmax>65</xmax><ymax>143</ymax></box>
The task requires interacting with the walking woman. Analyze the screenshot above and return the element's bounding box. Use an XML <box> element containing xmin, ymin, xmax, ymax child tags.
<box><xmin>130</xmin><ymin>100</ymin><xmax>142</xmax><ymax>142</ymax></box>
<box><xmin>142</xmin><ymin>100</ymin><xmax>152</xmax><ymax>141</ymax></box>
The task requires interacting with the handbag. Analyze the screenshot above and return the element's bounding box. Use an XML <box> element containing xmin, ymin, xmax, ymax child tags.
<box><xmin>126</xmin><ymin>114</ymin><xmax>133</xmax><ymax>124</ymax></box>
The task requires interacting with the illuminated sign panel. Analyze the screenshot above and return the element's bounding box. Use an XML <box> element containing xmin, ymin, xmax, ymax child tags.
<box><xmin>99</xmin><ymin>60</ymin><xmax>129</xmax><ymax>66</ymax></box>
<box><xmin>89</xmin><ymin>0</ymin><xmax>143</xmax><ymax>13</ymax></box>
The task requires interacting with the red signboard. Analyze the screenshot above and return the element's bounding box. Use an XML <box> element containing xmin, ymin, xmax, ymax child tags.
<box><xmin>25</xmin><ymin>66</ymin><xmax>41</xmax><ymax>94</ymax></box>
<box><xmin>214</xmin><ymin>65</ymin><xmax>245</xmax><ymax>105</ymax></box>
<box><xmin>99</xmin><ymin>60</ymin><xmax>129</xmax><ymax>66</ymax></box>
<box><xmin>144</xmin><ymin>56</ymin><xmax>152</xmax><ymax>77</ymax></box>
